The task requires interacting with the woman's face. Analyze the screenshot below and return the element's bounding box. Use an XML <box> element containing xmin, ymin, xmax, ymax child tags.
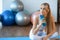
<box><xmin>40</xmin><ymin>5</ymin><xmax>49</xmax><ymax>17</ymax></box>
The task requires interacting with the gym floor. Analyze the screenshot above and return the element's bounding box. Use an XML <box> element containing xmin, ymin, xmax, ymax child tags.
<box><xmin>0</xmin><ymin>23</ymin><xmax>32</xmax><ymax>37</ymax></box>
<box><xmin>0</xmin><ymin>23</ymin><xmax>60</xmax><ymax>40</ymax></box>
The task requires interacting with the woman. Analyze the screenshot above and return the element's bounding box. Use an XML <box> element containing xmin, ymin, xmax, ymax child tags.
<box><xmin>29</xmin><ymin>3</ymin><xmax>58</xmax><ymax>40</ymax></box>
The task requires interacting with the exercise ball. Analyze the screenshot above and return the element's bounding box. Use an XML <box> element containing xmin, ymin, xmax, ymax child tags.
<box><xmin>0</xmin><ymin>15</ymin><xmax>2</xmax><ymax>29</ymax></box>
<box><xmin>0</xmin><ymin>22</ymin><xmax>2</xmax><ymax>29</ymax></box>
<box><xmin>2</xmin><ymin>10</ymin><xmax>15</xmax><ymax>26</ymax></box>
<box><xmin>15</xmin><ymin>11</ymin><xmax>30</xmax><ymax>25</ymax></box>
<box><xmin>24</xmin><ymin>9</ymin><xmax>31</xmax><ymax>16</ymax></box>
<box><xmin>0</xmin><ymin>14</ymin><xmax>2</xmax><ymax>21</ymax></box>
<box><xmin>10</xmin><ymin>0</ymin><xmax>24</xmax><ymax>12</ymax></box>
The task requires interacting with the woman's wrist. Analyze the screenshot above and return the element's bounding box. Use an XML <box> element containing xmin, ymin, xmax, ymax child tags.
<box><xmin>37</xmin><ymin>24</ymin><xmax>41</xmax><ymax>28</ymax></box>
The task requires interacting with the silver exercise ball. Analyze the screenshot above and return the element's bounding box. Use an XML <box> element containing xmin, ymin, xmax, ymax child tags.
<box><xmin>15</xmin><ymin>11</ymin><xmax>30</xmax><ymax>25</ymax></box>
<box><xmin>10</xmin><ymin>0</ymin><xmax>24</xmax><ymax>12</ymax></box>
<box><xmin>0</xmin><ymin>22</ymin><xmax>2</xmax><ymax>29</ymax></box>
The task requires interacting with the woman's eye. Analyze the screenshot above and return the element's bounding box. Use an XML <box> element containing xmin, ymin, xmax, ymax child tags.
<box><xmin>40</xmin><ymin>8</ymin><xmax>45</xmax><ymax>10</ymax></box>
<box><xmin>43</xmin><ymin>8</ymin><xmax>45</xmax><ymax>10</ymax></box>
<box><xmin>40</xmin><ymin>8</ymin><xmax>42</xmax><ymax>9</ymax></box>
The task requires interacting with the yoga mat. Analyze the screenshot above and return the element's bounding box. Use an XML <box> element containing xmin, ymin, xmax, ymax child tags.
<box><xmin>0</xmin><ymin>36</ymin><xmax>60</xmax><ymax>40</ymax></box>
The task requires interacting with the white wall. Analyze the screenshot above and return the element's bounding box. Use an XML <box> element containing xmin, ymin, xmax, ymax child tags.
<box><xmin>3</xmin><ymin>0</ymin><xmax>58</xmax><ymax>22</ymax></box>
<box><xmin>0</xmin><ymin>0</ymin><xmax>2</xmax><ymax>14</ymax></box>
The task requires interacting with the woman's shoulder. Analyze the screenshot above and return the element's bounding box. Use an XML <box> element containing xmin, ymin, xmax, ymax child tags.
<box><xmin>32</xmin><ymin>11</ymin><xmax>40</xmax><ymax>17</ymax></box>
<box><xmin>51</xmin><ymin>15</ymin><xmax>54</xmax><ymax>20</ymax></box>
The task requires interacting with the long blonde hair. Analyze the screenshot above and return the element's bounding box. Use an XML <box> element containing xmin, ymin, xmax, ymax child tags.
<box><xmin>41</xmin><ymin>3</ymin><xmax>53</xmax><ymax>34</ymax></box>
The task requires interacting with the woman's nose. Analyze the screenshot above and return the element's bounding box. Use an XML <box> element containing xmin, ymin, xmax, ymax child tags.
<box><xmin>41</xmin><ymin>10</ymin><xmax>44</xmax><ymax>13</ymax></box>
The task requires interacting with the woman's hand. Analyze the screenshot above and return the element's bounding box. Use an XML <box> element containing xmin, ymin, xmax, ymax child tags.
<box><xmin>43</xmin><ymin>36</ymin><xmax>48</xmax><ymax>40</ymax></box>
<box><xmin>37</xmin><ymin>21</ymin><xmax>42</xmax><ymax>28</ymax></box>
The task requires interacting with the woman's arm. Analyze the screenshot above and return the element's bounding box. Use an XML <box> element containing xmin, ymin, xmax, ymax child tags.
<box><xmin>46</xmin><ymin>16</ymin><xmax>56</xmax><ymax>38</ymax></box>
<box><xmin>32</xmin><ymin>15</ymin><xmax>42</xmax><ymax>35</ymax></box>
<box><xmin>31</xmin><ymin>15</ymin><xmax>38</xmax><ymax>34</ymax></box>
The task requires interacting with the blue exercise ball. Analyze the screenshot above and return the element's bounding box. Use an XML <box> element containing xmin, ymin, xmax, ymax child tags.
<box><xmin>15</xmin><ymin>11</ymin><xmax>30</xmax><ymax>25</ymax></box>
<box><xmin>0</xmin><ymin>14</ymin><xmax>2</xmax><ymax>29</ymax></box>
<box><xmin>0</xmin><ymin>14</ymin><xmax>2</xmax><ymax>21</ymax></box>
<box><xmin>2</xmin><ymin>10</ymin><xmax>15</xmax><ymax>26</ymax></box>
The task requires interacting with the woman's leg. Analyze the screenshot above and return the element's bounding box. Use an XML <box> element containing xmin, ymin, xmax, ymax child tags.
<box><xmin>29</xmin><ymin>30</ymin><xmax>47</xmax><ymax>40</ymax></box>
<box><xmin>29</xmin><ymin>30</ymin><xmax>44</xmax><ymax>40</ymax></box>
<box><xmin>29</xmin><ymin>34</ymin><xmax>43</xmax><ymax>40</ymax></box>
<box><xmin>49</xmin><ymin>32</ymin><xmax>58</xmax><ymax>38</ymax></box>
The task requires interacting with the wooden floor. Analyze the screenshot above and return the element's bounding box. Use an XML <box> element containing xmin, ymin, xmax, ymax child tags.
<box><xmin>0</xmin><ymin>23</ymin><xmax>60</xmax><ymax>38</ymax></box>
<box><xmin>0</xmin><ymin>24</ymin><xmax>32</xmax><ymax>37</ymax></box>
